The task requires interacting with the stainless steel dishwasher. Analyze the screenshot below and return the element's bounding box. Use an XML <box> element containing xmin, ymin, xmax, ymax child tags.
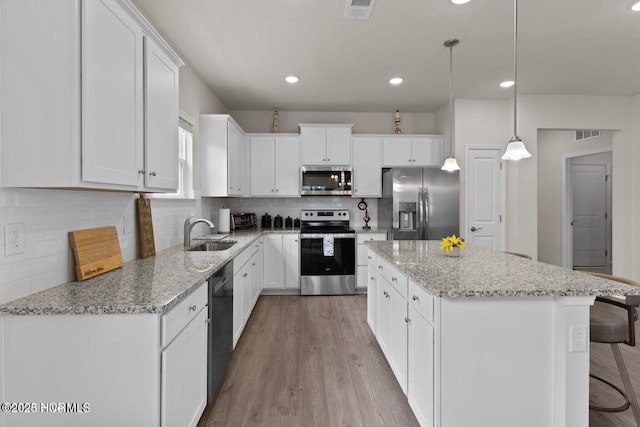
<box><xmin>207</xmin><ymin>260</ymin><xmax>234</xmax><ymax>403</ymax></box>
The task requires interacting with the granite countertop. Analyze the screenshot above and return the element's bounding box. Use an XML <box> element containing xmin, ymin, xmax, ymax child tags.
<box><xmin>0</xmin><ymin>229</ymin><xmax>277</xmax><ymax>316</ymax></box>
<box><xmin>355</xmin><ymin>228</ymin><xmax>387</xmax><ymax>234</ymax></box>
<box><xmin>365</xmin><ymin>240</ymin><xmax>640</xmax><ymax>298</ymax></box>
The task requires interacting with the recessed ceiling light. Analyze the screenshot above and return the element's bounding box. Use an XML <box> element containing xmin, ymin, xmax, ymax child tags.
<box><xmin>450</xmin><ymin>0</ymin><xmax>472</xmax><ymax>4</ymax></box>
<box><xmin>631</xmin><ymin>1</ymin><xmax>640</xmax><ymax>11</ymax></box>
<box><xmin>389</xmin><ymin>77</ymin><xmax>404</xmax><ymax>85</ymax></box>
<box><xmin>500</xmin><ymin>80</ymin><xmax>515</xmax><ymax>88</ymax></box>
<box><xmin>285</xmin><ymin>76</ymin><xmax>300</xmax><ymax>84</ymax></box>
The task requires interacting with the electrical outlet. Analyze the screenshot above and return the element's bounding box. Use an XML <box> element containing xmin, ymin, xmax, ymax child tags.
<box><xmin>5</xmin><ymin>223</ymin><xmax>25</xmax><ymax>256</ymax></box>
<box><xmin>569</xmin><ymin>325</ymin><xmax>588</xmax><ymax>353</ymax></box>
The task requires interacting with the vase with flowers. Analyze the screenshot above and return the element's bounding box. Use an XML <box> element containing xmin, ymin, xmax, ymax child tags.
<box><xmin>440</xmin><ymin>234</ymin><xmax>465</xmax><ymax>257</ymax></box>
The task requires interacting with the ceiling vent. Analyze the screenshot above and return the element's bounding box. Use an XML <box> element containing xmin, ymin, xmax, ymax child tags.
<box><xmin>343</xmin><ymin>0</ymin><xmax>377</xmax><ymax>19</ymax></box>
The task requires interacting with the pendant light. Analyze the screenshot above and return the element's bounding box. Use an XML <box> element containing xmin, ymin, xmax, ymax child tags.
<box><xmin>501</xmin><ymin>0</ymin><xmax>531</xmax><ymax>161</ymax></box>
<box><xmin>441</xmin><ymin>39</ymin><xmax>461</xmax><ymax>172</ymax></box>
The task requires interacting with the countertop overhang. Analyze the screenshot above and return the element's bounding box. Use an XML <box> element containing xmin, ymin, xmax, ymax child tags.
<box><xmin>366</xmin><ymin>240</ymin><xmax>640</xmax><ymax>298</ymax></box>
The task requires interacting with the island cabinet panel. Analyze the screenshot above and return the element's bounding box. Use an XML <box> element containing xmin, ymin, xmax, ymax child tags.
<box><xmin>376</xmin><ymin>274</ymin><xmax>408</xmax><ymax>394</ymax></box>
<box><xmin>407</xmin><ymin>305</ymin><xmax>435</xmax><ymax>427</ymax></box>
<box><xmin>367</xmin><ymin>251</ymin><xmax>378</xmax><ymax>331</ymax></box>
<box><xmin>367</xmin><ymin>244</ymin><xmax>597</xmax><ymax>427</ymax></box>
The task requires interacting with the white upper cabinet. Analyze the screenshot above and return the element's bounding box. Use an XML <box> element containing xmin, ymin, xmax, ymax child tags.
<box><xmin>382</xmin><ymin>136</ymin><xmax>443</xmax><ymax>167</ymax></box>
<box><xmin>352</xmin><ymin>136</ymin><xmax>382</xmax><ymax>197</ymax></box>
<box><xmin>0</xmin><ymin>0</ymin><xmax>183</xmax><ymax>191</ymax></box>
<box><xmin>300</xmin><ymin>124</ymin><xmax>353</xmax><ymax>165</ymax></box>
<box><xmin>201</xmin><ymin>115</ymin><xmax>249</xmax><ymax>197</ymax></box>
<box><xmin>250</xmin><ymin>135</ymin><xmax>300</xmax><ymax>197</ymax></box>
<box><xmin>82</xmin><ymin>0</ymin><xmax>145</xmax><ymax>187</ymax></box>
<box><xmin>144</xmin><ymin>37</ymin><xmax>180</xmax><ymax>190</ymax></box>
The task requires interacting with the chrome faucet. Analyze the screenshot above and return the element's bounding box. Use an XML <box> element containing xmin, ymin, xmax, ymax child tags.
<box><xmin>184</xmin><ymin>216</ymin><xmax>215</xmax><ymax>248</ymax></box>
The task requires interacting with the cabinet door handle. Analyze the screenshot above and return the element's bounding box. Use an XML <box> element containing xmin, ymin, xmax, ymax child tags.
<box><xmin>149</xmin><ymin>171</ymin><xmax>156</xmax><ymax>176</ymax></box>
<box><xmin>370</xmin><ymin>276</ymin><xmax>375</xmax><ymax>281</ymax></box>
<box><xmin>327</xmin><ymin>158</ymin><xmax>330</xmax><ymax>162</ymax></box>
<box><xmin>243</xmin><ymin>273</ymin><xmax>248</xmax><ymax>278</ymax></box>
<box><xmin>378</xmin><ymin>265</ymin><xmax>383</xmax><ymax>270</ymax></box>
<box><xmin>252</xmin><ymin>262</ymin><xmax>256</xmax><ymax>266</ymax></box>
<box><xmin>275</xmin><ymin>189</ymin><xmax>279</xmax><ymax>192</ymax></box>
<box><xmin>405</xmin><ymin>317</ymin><xmax>411</xmax><ymax>324</ymax></box>
<box><xmin>138</xmin><ymin>169</ymin><xmax>145</xmax><ymax>174</ymax></box>
<box><xmin>189</xmin><ymin>305</ymin><xmax>197</xmax><ymax>312</ymax></box>
<box><xmin>367</xmin><ymin>256</ymin><xmax>372</xmax><ymax>260</ymax></box>
<box><xmin>391</xmin><ymin>277</ymin><xmax>397</xmax><ymax>282</ymax></box>
<box><xmin>412</xmin><ymin>295</ymin><xmax>420</xmax><ymax>302</ymax></box>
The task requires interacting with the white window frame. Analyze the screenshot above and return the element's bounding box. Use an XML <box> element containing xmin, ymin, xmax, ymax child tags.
<box><xmin>151</xmin><ymin>117</ymin><xmax>196</xmax><ymax>199</ymax></box>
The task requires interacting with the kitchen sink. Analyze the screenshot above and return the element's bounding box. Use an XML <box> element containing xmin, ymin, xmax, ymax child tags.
<box><xmin>188</xmin><ymin>241</ymin><xmax>237</xmax><ymax>251</ymax></box>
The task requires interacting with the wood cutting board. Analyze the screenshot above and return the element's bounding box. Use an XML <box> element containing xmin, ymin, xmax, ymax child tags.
<box><xmin>69</xmin><ymin>226</ymin><xmax>123</xmax><ymax>281</ymax></box>
<box><xmin>136</xmin><ymin>195</ymin><xmax>156</xmax><ymax>258</ymax></box>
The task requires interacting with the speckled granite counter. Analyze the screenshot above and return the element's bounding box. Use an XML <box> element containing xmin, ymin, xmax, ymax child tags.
<box><xmin>365</xmin><ymin>240</ymin><xmax>640</xmax><ymax>298</ymax></box>
<box><xmin>355</xmin><ymin>227</ymin><xmax>387</xmax><ymax>234</ymax></box>
<box><xmin>0</xmin><ymin>229</ymin><xmax>295</xmax><ymax>316</ymax></box>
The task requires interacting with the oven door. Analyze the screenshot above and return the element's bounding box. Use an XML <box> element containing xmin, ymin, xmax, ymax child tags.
<box><xmin>300</xmin><ymin>232</ymin><xmax>356</xmax><ymax>295</ymax></box>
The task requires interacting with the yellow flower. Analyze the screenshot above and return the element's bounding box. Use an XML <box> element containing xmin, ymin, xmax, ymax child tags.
<box><xmin>440</xmin><ymin>234</ymin><xmax>465</xmax><ymax>253</ymax></box>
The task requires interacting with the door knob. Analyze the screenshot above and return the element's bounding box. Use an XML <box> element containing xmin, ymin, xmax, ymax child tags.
<box><xmin>470</xmin><ymin>226</ymin><xmax>483</xmax><ymax>232</ymax></box>
<box><xmin>570</xmin><ymin>220</ymin><xmax>578</xmax><ymax>226</ymax></box>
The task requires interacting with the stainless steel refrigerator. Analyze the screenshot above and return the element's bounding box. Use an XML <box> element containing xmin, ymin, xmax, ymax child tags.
<box><xmin>380</xmin><ymin>168</ymin><xmax>459</xmax><ymax>240</ymax></box>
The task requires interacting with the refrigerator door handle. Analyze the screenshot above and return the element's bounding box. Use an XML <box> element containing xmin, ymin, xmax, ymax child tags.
<box><xmin>417</xmin><ymin>190</ymin><xmax>424</xmax><ymax>239</ymax></box>
<box><xmin>423</xmin><ymin>188</ymin><xmax>430</xmax><ymax>240</ymax></box>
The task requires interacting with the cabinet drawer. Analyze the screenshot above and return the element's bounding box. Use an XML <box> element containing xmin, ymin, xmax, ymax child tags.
<box><xmin>162</xmin><ymin>283</ymin><xmax>208</xmax><ymax>347</ymax></box>
<box><xmin>233</xmin><ymin>246</ymin><xmax>253</xmax><ymax>275</ymax></box>
<box><xmin>356</xmin><ymin>232</ymin><xmax>387</xmax><ymax>244</ymax></box>
<box><xmin>409</xmin><ymin>279</ymin><xmax>434</xmax><ymax>322</ymax></box>
<box><xmin>377</xmin><ymin>257</ymin><xmax>408</xmax><ymax>299</ymax></box>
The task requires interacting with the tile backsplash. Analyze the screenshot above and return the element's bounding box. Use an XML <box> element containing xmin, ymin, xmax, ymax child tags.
<box><xmin>0</xmin><ymin>190</ymin><xmax>377</xmax><ymax>305</ymax></box>
<box><xmin>0</xmin><ymin>188</ymin><xmax>205</xmax><ymax>305</ymax></box>
<box><xmin>206</xmin><ymin>196</ymin><xmax>379</xmax><ymax>230</ymax></box>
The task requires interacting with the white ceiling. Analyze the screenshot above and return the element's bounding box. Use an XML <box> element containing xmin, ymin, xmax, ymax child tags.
<box><xmin>131</xmin><ymin>0</ymin><xmax>640</xmax><ymax>113</ymax></box>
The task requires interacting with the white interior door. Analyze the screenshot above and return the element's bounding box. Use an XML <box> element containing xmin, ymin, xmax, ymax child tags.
<box><xmin>465</xmin><ymin>147</ymin><xmax>504</xmax><ymax>250</ymax></box>
<box><xmin>571</xmin><ymin>164</ymin><xmax>607</xmax><ymax>267</ymax></box>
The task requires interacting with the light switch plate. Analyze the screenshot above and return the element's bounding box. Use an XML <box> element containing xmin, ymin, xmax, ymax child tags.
<box><xmin>5</xmin><ymin>223</ymin><xmax>25</xmax><ymax>256</ymax></box>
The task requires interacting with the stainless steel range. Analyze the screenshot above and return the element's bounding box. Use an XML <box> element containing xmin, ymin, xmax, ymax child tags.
<box><xmin>300</xmin><ymin>209</ymin><xmax>356</xmax><ymax>295</ymax></box>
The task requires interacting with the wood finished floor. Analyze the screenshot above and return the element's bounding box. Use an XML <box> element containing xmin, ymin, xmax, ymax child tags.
<box><xmin>198</xmin><ymin>294</ymin><xmax>640</xmax><ymax>427</ymax></box>
<box><xmin>197</xmin><ymin>295</ymin><xmax>419</xmax><ymax>427</ymax></box>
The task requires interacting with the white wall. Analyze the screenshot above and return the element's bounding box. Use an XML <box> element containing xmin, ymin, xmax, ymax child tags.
<box><xmin>0</xmin><ymin>65</ymin><xmax>226</xmax><ymax>305</ymax></box>
<box><xmin>537</xmin><ymin>130</ymin><xmax>613</xmax><ymax>266</ymax></box>
<box><xmin>230</xmin><ymin>110</ymin><xmax>435</xmax><ymax>135</ymax></box>
<box><xmin>455</xmin><ymin>95</ymin><xmax>636</xmax><ymax>279</ymax></box>
<box><xmin>179</xmin><ymin>64</ymin><xmax>228</xmax><ymax>191</ymax></box>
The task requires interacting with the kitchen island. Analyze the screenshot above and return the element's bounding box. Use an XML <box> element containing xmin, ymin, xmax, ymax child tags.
<box><xmin>365</xmin><ymin>240</ymin><xmax>640</xmax><ymax>427</ymax></box>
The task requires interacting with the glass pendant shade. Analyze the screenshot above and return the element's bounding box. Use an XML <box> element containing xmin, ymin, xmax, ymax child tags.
<box><xmin>501</xmin><ymin>136</ymin><xmax>531</xmax><ymax>160</ymax></box>
<box><xmin>441</xmin><ymin>156</ymin><xmax>461</xmax><ymax>171</ymax></box>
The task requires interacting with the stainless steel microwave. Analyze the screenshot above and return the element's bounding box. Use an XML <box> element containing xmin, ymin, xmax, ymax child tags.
<box><xmin>301</xmin><ymin>166</ymin><xmax>352</xmax><ymax>196</ymax></box>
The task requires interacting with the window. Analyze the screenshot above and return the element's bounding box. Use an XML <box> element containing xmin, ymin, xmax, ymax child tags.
<box><xmin>576</xmin><ymin>130</ymin><xmax>601</xmax><ymax>141</ymax></box>
<box><xmin>153</xmin><ymin>117</ymin><xmax>195</xmax><ymax>198</ymax></box>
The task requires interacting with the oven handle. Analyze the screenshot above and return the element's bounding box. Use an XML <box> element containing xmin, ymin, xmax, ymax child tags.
<box><xmin>299</xmin><ymin>233</ymin><xmax>356</xmax><ymax>239</ymax></box>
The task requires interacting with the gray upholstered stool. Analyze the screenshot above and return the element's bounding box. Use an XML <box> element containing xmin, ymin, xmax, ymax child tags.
<box><xmin>587</xmin><ymin>272</ymin><xmax>640</xmax><ymax>426</ymax></box>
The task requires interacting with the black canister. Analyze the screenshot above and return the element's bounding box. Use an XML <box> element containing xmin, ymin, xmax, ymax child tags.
<box><xmin>261</xmin><ymin>213</ymin><xmax>272</xmax><ymax>229</ymax></box>
<box><xmin>285</xmin><ymin>216</ymin><xmax>293</xmax><ymax>229</ymax></box>
<box><xmin>293</xmin><ymin>218</ymin><xmax>301</xmax><ymax>228</ymax></box>
<box><xmin>273</xmin><ymin>215</ymin><xmax>283</xmax><ymax>229</ymax></box>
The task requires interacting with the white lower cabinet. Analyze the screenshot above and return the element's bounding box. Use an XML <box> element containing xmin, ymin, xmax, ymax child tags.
<box><xmin>262</xmin><ymin>234</ymin><xmax>300</xmax><ymax>291</ymax></box>
<box><xmin>407</xmin><ymin>305</ymin><xmax>435</xmax><ymax>427</ymax></box>
<box><xmin>377</xmin><ymin>274</ymin><xmax>409</xmax><ymax>394</ymax></box>
<box><xmin>233</xmin><ymin>240</ymin><xmax>264</xmax><ymax>347</ymax></box>
<box><xmin>161</xmin><ymin>307</ymin><xmax>208</xmax><ymax>427</ymax></box>
<box><xmin>367</xmin><ymin>251</ymin><xmax>378</xmax><ymax>332</ymax></box>
<box><xmin>1</xmin><ymin>282</ymin><xmax>207</xmax><ymax>427</ymax></box>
